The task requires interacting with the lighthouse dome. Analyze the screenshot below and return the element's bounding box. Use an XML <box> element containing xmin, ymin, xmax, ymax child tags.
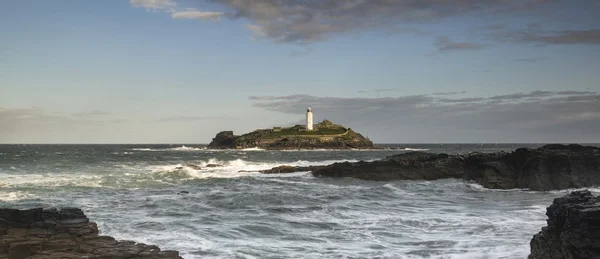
<box><xmin>307</xmin><ymin>107</ymin><xmax>312</xmax><ymax>112</ymax></box>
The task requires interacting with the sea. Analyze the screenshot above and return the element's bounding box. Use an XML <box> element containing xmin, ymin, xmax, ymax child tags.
<box><xmin>1</xmin><ymin>143</ymin><xmax>599</xmax><ymax>259</ymax></box>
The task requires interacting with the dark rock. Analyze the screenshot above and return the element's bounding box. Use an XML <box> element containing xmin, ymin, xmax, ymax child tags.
<box><xmin>312</xmin><ymin>152</ymin><xmax>464</xmax><ymax>181</ymax></box>
<box><xmin>185</xmin><ymin>164</ymin><xmax>202</xmax><ymax>170</ymax></box>
<box><xmin>259</xmin><ymin>165</ymin><xmax>325</xmax><ymax>174</ymax></box>
<box><xmin>206</xmin><ymin>131</ymin><xmax>236</xmax><ymax>149</ymax></box>
<box><xmin>308</xmin><ymin>144</ymin><xmax>600</xmax><ymax>191</ymax></box>
<box><xmin>205</xmin><ymin>164</ymin><xmax>223</xmax><ymax>168</ymax></box>
<box><xmin>0</xmin><ymin>208</ymin><xmax>182</xmax><ymax>259</ymax></box>
<box><xmin>464</xmin><ymin>144</ymin><xmax>600</xmax><ymax>191</ymax></box>
<box><xmin>177</xmin><ymin>191</ymin><xmax>189</xmax><ymax>195</ymax></box>
<box><xmin>529</xmin><ymin>190</ymin><xmax>600</xmax><ymax>259</ymax></box>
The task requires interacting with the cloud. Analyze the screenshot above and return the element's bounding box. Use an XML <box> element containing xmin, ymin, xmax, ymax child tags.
<box><xmin>72</xmin><ymin>110</ymin><xmax>111</xmax><ymax>117</ymax></box>
<box><xmin>437</xmin><ymin>97</ymin><xmax>486</xmax><ymax>103</ymax></box>
<box><xmin>435</xmin><ymin>36</ymin><xmax>483</xmax><ymax>52</ymax></box>
<box><xmin>432</xmin><ymin>91</ymin><xmax>467</xmax><ymax>96</ymax></box>
<box><xmin>517</xmin><ymin>29</ymin><xmax>600</xmax><ymax>45</ymax></box>
<box><xmin>130</xmin><ymin>0</ymin><xmax>175</xmax><ymax>10</ymax></box>
<box><xmin>171</xmin><ymin>9</ymin><xmax>224</xmax><ymax>21</ymax></box>
<box><xmin>249</xmin><ymin>90</ymin><xmax>600</xmax><ymax>142</ymax></box>
<box><xmin>208</xmin><ymin>0</ymin><xmax>552</xmax><ymax>43</ymax></box>
<box><xmin>155</xmin><ymin>116</ymin><xmax>237</xmax><ymax>122</ymax></box>
<box><xmin>515</xmin><ymin>57</ymin><xmax>548</xmax><ymax>63</ymax></box>
<box><xmin>495</xmin><ymin>28</ymin><xmax>600</xmax><ymax>46</ymax></box>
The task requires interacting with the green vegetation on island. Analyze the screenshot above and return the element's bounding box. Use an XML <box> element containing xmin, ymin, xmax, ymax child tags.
<box><xmin>207</xmin><ymin>120</ymin><xmax>373</xmax><ymax>150</ymax></box>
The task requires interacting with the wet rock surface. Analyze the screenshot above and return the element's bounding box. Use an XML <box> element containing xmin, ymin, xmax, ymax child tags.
<box><xmin>255</xmin><ymin>144</ymin><xmax>600</xmax><ymax>191</ymax></box>
<box><xmin>529</xmin><ymin>190</ymin><xmax>600</xmax><ymax>259</ymax></box>
<box><xmin>312</xmin><ymin>152</ymin><xmax>464</xmax><ymax>181</ymax></box>
<box><xmin>464</xmin><ymin>144</ymin><xmax>600</xmax><ymax>191</ymax></box>
<box><xmin>0</xmin><ymin>208</ymin><xmax>181</xmax><ymax>259</ymax></box>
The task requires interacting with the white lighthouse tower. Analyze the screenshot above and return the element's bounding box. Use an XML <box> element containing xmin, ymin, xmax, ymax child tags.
<box><xmin>306</xmin><ymin>107</ymin><xmax>313</xmax><ymax>131</ymax></box>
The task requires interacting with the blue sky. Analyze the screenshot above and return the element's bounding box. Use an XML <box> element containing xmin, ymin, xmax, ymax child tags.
<box><xmin>1</xmin><ymin>0</ymin><xmax>599</xmax><ymax>143</ymax></box>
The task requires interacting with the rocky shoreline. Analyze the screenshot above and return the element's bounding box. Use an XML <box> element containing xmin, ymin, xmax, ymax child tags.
<box><xmin>529</xmin><ymin>190</ymin><xmax>600</xmax><ymax>259</ymax></box>
<box><xmin>258</xmin><ymin>144</ymin><xmax>600</xmax><ymax>191</ymax></box>
<box><xmin>0</xmin><ymin>208</ymin><xmax>181</xmax><ymax>259</ymax></box>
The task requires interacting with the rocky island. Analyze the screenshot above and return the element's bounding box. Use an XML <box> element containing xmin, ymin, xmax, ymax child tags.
<box><xmin>208</xmin><ymin>119</ymin><xmax>373</xmax><ymax>150</ymax></box>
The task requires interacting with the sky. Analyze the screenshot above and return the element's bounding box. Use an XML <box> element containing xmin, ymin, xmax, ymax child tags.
<box><xmin>1</xmin><ymin>0</ymin><xmax>599</xmax><ymax>143</ymax></box>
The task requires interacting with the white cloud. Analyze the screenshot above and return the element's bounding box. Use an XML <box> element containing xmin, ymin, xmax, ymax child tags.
<box><xmin>171</xmin><ymin>9</ymin><xmax>224</xmax><ymax>21</ymax></box>
<box><xmin>130</xmin><ymin>0</ymin><xmax>176</xmax><ymax>10</ymax></box>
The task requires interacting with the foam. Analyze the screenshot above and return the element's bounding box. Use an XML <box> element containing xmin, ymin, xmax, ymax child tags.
<box><xmin>0</xmin><ymin>191</ymin><xmax>35</xmax><ymax>201</ymax></box>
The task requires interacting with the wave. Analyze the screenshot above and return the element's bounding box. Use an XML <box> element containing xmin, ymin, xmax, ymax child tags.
<box><xmin>0</xmin><ymin>191</ymin><xmax>36</xmax><ymax>201</ymax></box>
<box><xmin>400</xmin><ymin>148</ymin><xmax>430</xmax><ymax>151</ymax></box>
<box><xmin>148</xmin><ymin>158</ymin><xmax>360</xmax><ymax>180</ymax></box>
<box><xmin>131</xmin><ymin>145</ymin><xmax>206</xmax><ymax>152</ymax></box>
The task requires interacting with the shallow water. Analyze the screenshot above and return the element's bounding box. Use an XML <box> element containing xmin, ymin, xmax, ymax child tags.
<box><xmin>1</xmin><ymin>144</ymin><xmax>599</xmax><ymax>258</ymax></box>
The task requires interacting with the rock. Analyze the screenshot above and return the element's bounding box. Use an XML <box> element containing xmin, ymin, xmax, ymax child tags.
<box><xmin>206</xmin><ymin>131</ymin><xmax>236</xmax><ymax>149</ymax></box>
<box><xmin>308</xmin><ymin>145</ymin><xmax>600</xmax><ymax>191</ymax></box>
<box><xmin>259</xmin><ymin>165</ymin><xmax>325</xmax><ymax>174</ymax></box>
<box><xmin>177</xmin><ymin>191</ymin><xmax>189</xmax><ymax>195</ymax></box>
<box><xmin>185</xmin><ymin>164</ymin><xmax>202</xmax><ymax>170</ymax></box>
<box><xmin>529</xmin><ymin>190</ymin><xmax>600</xmax><ymax>259</ymax></box>
<box><xmin>464</xmin><ymin>144</ymin><xmax>600</xmax><ymax>191</ymax></box>
<box><xmin>312</xmin><ymin>152</ymin><xmax>464</xmax><ymax>181</ymax></box>
<box><xmin>0</xmin><ymin>208</ymin><xmax>182</xmax><ymax>259</ymax></box>
<box><xmin>205</xmin><ymin>164</ymin><xmax>223</xmax><ymax>168</ymax></box>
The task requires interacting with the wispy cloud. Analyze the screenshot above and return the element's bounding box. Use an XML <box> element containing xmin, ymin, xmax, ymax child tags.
<box><xmin>517</xmin><ymin>29</ymin><xmax>600</xmax><ymax>45</ymax></box>
<box><xmin>171</xmin><ymin>8</ymin><xmax>224</xmax><ymax>21</ymax></box>
<box><xmin>72</xmin><ymin>110</ymin><xmax>111</xmax><ymax>117</ymax></box>
<box><xmin>155</xmin><ymin>116</ymin><xmax>237</xmax><ymax>122</ymax></box>
<box><xmin>130</xmin><ymin>0</ymin><xmax>175</xmax><ymax>10</ymax></box>
<box><xmin>435</xmin><ymin>36</ymin><xmax>483</xmax><ymax>52</ymax></box>
<box><xmin>515</xmin><ymin>57</ymin><xmax>548</xmax><ymax>63</ymax></box>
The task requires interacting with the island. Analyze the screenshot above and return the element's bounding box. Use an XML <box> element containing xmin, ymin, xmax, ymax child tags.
<box><xmin>207</xmin><ymin>119</ymin><xmax>373</xmax><ymax>150</ymax></box>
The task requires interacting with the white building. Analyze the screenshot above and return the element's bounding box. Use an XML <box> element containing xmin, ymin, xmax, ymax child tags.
<box><xmin>306</xmin><ymin>107</ymin><xmax>313</xmax><ymax>131</ymax></box>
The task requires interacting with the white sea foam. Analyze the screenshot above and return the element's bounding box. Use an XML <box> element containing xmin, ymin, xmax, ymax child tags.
<box><xmin>131</xmin><ymin>145</ymin><xmax>206</xmax><ymax>152</ymax></box>
<box><xmin>401</xmin><ymin>148</ymin><xmax>430</xmax><ymax>151</ymax></box>
<box><xmin>0</xmin><ymin>191</ymin><xmax>36</xmax><ymax>201</ymax></box>
<box><xmin>147</xmin><ymin>158</ymin><xmax>361</xmax><ymax>180</ymax></box>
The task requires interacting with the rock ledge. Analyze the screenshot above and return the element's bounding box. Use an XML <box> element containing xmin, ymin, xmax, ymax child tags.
<box><xmin>0</xmin><ymin>208</ymin><xmax>181</xmax><ymax>259</ymax></box>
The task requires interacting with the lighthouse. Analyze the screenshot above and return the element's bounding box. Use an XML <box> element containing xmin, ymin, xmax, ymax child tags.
<box><xmin>306</xmin><ymin>107</ymin><xmax>313</xmax><ymax>131</ymax></box>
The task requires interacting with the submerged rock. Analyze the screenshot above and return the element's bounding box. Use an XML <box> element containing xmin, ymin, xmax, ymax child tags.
<box><xmin>529</xmin><ymin>190</ymin><xmax>600</xmax><ymax>259</ymax></box>
<box><xmin>185</xmin><ymin>164</ymin><xmax>202</xmax><ymax>170</ymax></box>
<box><xmin>0</xmin><ymin>208</ymin><xmax>182</xmax><ymax>259</ymax></box>
<box><xmin>259</xmin><ymin>165</ymin><xmax>325</xmax><ymax>174</ymax></box>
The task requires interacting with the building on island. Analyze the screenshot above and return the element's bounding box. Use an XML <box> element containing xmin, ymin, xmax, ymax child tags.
<box><xmin>306</xmin><ymin>107</ymin><xmax>313</xmax><ymax>131</ymax></box>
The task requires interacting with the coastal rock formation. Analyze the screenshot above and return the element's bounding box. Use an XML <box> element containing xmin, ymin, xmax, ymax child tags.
<box><xmin>464</xmin><ymin>144</ymin><xmax>600</xmax><ymax>191</ymax></box>
<box><xmin>312</xmin><ymin>152</ymin><xmax>464</xmax><ymax>181</ymax></box>
<box><xmin>529</xmin><ymin>190</ymin><xmax>600</xmax><ymax>259</ymax></box>
<box><xmin>0</xmin><ymin>208</ymin><xmax>181</xmax><ymax>259</ymax></box>
<box><xmin>207</xmin><ymin>120</ymin><xmax>373</xmax><ymax>150</ymax></box>
<box><xmin>259</xmin><ymin>165</ymin><xmax>326</xmax><ymax>174</ymax></box>
<box><xmin>265</xmin><ymin>144</ymin><xmax>600</xmax><ymax>191</ymax></box>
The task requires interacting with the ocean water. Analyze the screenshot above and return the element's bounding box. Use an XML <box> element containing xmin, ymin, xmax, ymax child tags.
<box><xmin>1</xmin><ymin>144</ymin><xmax>599</xmax><ymax>259</ymax></box>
